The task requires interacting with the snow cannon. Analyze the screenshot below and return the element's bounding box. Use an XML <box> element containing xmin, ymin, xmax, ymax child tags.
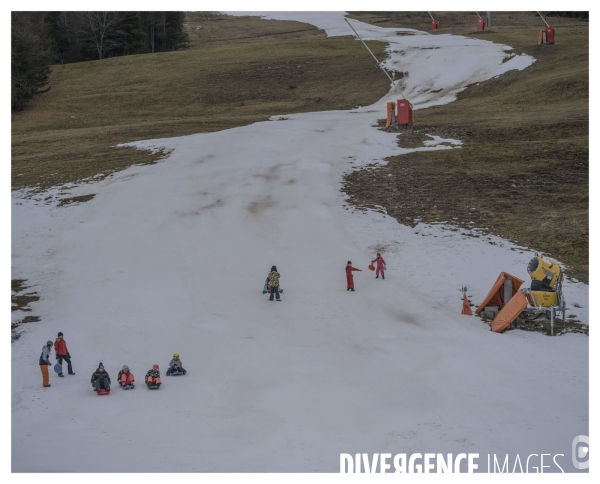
<box><xmin>476</xmin><ymin>255</ymin><xmax>567</xmax><ymax>334</ymax></box>
<box><xmin>431</xmin><ymin>19</ymin><xmax>439</xmax><ymax>30</ymax></box>
<box><xmin>525</xmin><ymin>255</ymin><xmax>564</xmax><ymax>307</ymax></box>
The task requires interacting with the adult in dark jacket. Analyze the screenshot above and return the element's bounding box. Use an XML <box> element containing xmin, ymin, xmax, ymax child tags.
<box><xmin>54</xmin><ymin>331</ymin><xmax>75</xmax><ymax>377</ymax></box>
<box><xmin>39</xmin><ymin>341</ymin><xmax>53</xmax><ymax>387</ymax></box>
<box><xmin>268</xmin><ymin>265</ymin><xmax>281</xmax><ymax>301</ymax></box>
<box><xmin>90</xmin><ymin>363</ymin><xmax>111</xmax><ymax>392</ymax></box>
<box><xmin>345</xmin><ymin>261</ymin><xmax>362</xmax><ymax>291</ymax></box>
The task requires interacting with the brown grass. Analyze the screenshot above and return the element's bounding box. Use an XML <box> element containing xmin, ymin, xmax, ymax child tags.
<box><xmin>342</xmin><ymin>12</ymin><xmax>588</xmax><ymax>282</ymax></box>
<box><xmin>12</xmin><ymin>13</ymin><xmax>389</xmax><ymax>192</ymax></box>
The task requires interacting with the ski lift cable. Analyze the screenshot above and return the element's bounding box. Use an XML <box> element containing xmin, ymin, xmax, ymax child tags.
<box><xmin>344</xmin><ymin>17</ymin><xmax>406</xmax><ymax>98</ymax></box>
<box><xmin>427</xmin><ymin>11</ymin><xmax>435</xmax><ymax>21</ymax></box>
<box><xmin>475</xmin><ymin>11</ymin><xmax>482</xmax><ymax>19</ymax></box>
<box><xmin>537</xmin><ymin>11</ymin><xmax>550</xmax><ymax>28</ymax></box>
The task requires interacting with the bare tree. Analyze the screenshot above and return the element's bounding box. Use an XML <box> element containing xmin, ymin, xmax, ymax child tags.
<box><xmin>77</xmin><ymin>12</ymin><xmax>122</xmax><ymax>59</ymax></box>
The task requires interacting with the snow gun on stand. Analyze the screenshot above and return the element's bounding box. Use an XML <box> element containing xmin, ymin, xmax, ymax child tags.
<box><xmin>475</xmin><ymin>255</ymin><xmax>566</xmax><ymax>335</ymax></box>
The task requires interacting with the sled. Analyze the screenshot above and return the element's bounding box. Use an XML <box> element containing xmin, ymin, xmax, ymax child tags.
<box><xmin>368</xmin><ymin>264</ymin><xmax>375</xmax><ymax>271</ymax></box>
<box><xmin>120</xmin><ymin>384</ymin><xmax>135</xmax><ymax>390</ymax></box>
<box><xmin>54</xmin><ymin>363</ymin><xmax>62</xmax><ymax>374</ymax></box>
<box><xmin>97</xmin><ymin>389</ymin><xmax>110</xmax><ymax>395</ymax></box>
<box><xmin>147</xmin><ymin>384</ymin><xmax>160</xmax><ymax>390</ymax></box>
<box><xmin>167</xmin><ymin>371</ymin><xmax>185</xmax><ymax>376</ymax></box>
<box><xmin>263</xmin><ymin>279</ymin><xmax>283</xmax><ymax>294</ymax></box>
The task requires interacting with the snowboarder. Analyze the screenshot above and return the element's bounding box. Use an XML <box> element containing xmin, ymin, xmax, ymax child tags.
<box><xmin>90</xmin><ymin>363</ymin><xmax>111</xmax><ymax>393</ymax></box>
<box><xmin>371</xmin><ymin>253</ymin><xmax>386</xmax><ymax>279</ymax></box>
<box><xmin>39</xmin><ymin>340</ymin><xmax>53</xmax><ymax>387</ymax></box>
<box><xmin>145</xmin><ymin>364</ymin><xmax>162</xmax><ymax>388</ymax></box>
<box><xmin>54</xmin><ymin>331</ymin><xmax>75</xmax><ymax>377</ymax></box>
<box><xmin>118</xmin><ymin>365</ymin><xmax>135</xmax><ymax>388</ymax></box>
<box><xmin>166</xmin><ymin>353</ymin><xmax>186</xmax><ymax>375</ymax></box>
<box><xmin>345</xmin><ymin>261</ymin><xmax>362</xmax><ymax>291</ymax></box>
<box><xmin>268</xmin><ymin>265</ymin><xmax>281</xmax><ymax>301</ymax></box>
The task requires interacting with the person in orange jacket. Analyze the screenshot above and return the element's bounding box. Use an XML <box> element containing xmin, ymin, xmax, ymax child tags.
<box><xmin>54</xmin><ymin>331</ymin><xmax>75</xmax><ymax>377</ymax></box>
<box><xmin>345</xmin><ymin>261</ymin><xmax>362</xmax><ymax>291</ymax></box>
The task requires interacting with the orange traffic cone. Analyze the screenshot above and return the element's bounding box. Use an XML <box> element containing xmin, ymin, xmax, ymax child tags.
<box><xmin>461</xmin><ymin>293</ymin><xmax>472</xmax><ymax>315</ymax></box>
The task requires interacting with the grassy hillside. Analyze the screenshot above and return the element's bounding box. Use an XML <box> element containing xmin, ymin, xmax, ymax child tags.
<box><xmin>12</xmin><ymin>13</ymin><xmax>389</xmax><ymax>192</ymax></box>
<box><xmin>343</xmin><ymin>12</ymin><xmax>588</xmax><ymax>282</ymax></box>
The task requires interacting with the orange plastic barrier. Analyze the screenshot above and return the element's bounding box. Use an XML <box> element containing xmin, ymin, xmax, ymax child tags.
<box><xmin>491</xmin><ymin>290</ymin><xmax>528</xmax><ymax>332</ymax></box>
<box><xmin>461</xmin><ymin>293</ymin><xmax>473</xmax><ymax>315</ymax></box>
<box><xmin>385</xmin><ymin>102</ymin><xmax>395</xmax><ymax>128</ymax></box>
<box><xmin>475</xmin><ymin>272</ymin><xmax>524</xmax><ymax>314</ymax></box>
<box><xmin>477</xmin><ymin>17</ymin><xmax>485</xmax><ymax>31</ymax></box>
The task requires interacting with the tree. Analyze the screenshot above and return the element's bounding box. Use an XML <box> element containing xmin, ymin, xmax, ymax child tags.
<box><xmin>11</xmin><ymin>12</ymin><xmax>53</xmax><ymax>111</ymax></box>
<box><xmin>77</xmin><ymin>11</ymin><xmax>123</xmax><ymax>60</ymax></box>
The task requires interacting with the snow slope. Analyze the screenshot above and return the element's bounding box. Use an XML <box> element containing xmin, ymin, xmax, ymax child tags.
<box><xmin>11</xmin><ymin>13</ymin><xmax>588</xmax><ymax>472</ymax></box>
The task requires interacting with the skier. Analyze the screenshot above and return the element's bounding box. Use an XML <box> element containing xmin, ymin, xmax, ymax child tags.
<box><xmin>345</xmin><ymin>261</ymin><xmax>362</xmax><ymax>291</ymax></box>
<box><xmin>118</xmin><ymin>365</ymin><xmax>135</xmax><ymax>388</ymax></box>
<box><xmin>268</xmin><ymin>265</ymin><xmax>281</xmax><ymax>301</ymax></box>
<box><xmin>90</xmin><ymin>363</ymin><xmax>111</xmax><ymax>393</ymax></box>
<box><xmin>166</xmin><ymin>353</ymin><xmax>186</xmax><ymax>375</ymax></box>
<box><xmin>371</xmin><ymin>253</ymin><xmax>386</xmax><ymax>279</ymax></box>
<box><xmin>54</xmin><ymin>331</ymin><xmax>75</xmax><ymax>377</ymax></box>
<box><xmin>39</xmin><ymin>340</ymin><xmax>53</xmax><ymax>387</ymax></box>
<box><xmin>145</xmin><ymin>364</ymin><xmax>162</xmax><ymax>388</ymax></box>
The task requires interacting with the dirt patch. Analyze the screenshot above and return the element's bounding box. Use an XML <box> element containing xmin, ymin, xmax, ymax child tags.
<box><xmin>479</xmin><ymin>313</ymin><xmax>588</xmax><ymax>336</ymax></box>
<box><xmin>12</xmin><ymin>279</ymin><xmax>41</xmax><ymax>342</ymax></box>
<box><xmin>57</xmin><ymin>194</ymin><xmax>95</xmax><ymax>207</ymax></box>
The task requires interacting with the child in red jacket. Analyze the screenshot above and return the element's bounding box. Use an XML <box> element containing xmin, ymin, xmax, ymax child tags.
<box><xmin>54</xmin><ymin>332</ymin><xmax>75</xmax><ymax>376</ymax></box>
<box><xmin>345</xmin><ymin>261</ymin><xmax>362</xmax><ymax>291</ymax></box>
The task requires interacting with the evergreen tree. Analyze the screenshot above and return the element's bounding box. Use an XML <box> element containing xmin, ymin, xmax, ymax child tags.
<box><xmin>11</xmin><ymin>12</ymin><xmax>53</xmax><ymax>111</ymax></box>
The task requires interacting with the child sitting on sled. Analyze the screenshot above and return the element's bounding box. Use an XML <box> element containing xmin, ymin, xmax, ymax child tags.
<box><xmin>166</xmin><ymin>353</ymin><xmax>186</xmax><ymax>375</ymax></box>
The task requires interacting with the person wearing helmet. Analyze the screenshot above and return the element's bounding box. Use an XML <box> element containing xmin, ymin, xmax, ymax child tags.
<box><xmin>166</xmin><ymin>353</ymin><xmax>186</xmax><ymax>376</ymax></box>
<box><xmin>38</xmin><ymin>340</ymin><xmax>53</xmax><ymax>387</ymax></box>
<box><xmin>90</xmin><ymin>363</ymin><xmax>111</xmax><ymax>393</ymax></box>
<box><xmin>145</xmin><ymin>364</ymin><xmax>162</xmax><ymax>387</ymax></box>
<box><xmin>117</xmin><ymin>365</ymin><xmax>135</xmax><ymax>388</ymax></box>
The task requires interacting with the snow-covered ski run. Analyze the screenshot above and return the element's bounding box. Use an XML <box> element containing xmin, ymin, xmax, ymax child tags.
<box><xmin>11</xmin><ymin>12</ymin><xmax>588</xmax><ymax>473</ymax></box>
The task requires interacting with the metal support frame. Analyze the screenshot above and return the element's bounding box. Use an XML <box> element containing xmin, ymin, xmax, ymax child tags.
<box><xmin>344</xmin><ymin>17</ymin><xmax>405</xmax><ymax>98</ymax></box>
<box><xmin>537</xmin><ymin>11</ymin><xmax>550</xmax><ymax>28</ymax></box>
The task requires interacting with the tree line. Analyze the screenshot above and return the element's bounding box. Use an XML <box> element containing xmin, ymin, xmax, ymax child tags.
<box><xmin>12</xmin><ymin>11</ymin><xmax>188</xmax><ymax>111</ymax></box>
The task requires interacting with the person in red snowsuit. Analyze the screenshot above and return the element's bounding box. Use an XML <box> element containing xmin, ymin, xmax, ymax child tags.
<box><xmin>345</xmin><ymin>261</ymin><xmax>362</xmax><ymax>291</ymax></box>
<box><xmin>371</xmin><ymin>253</ymin><xmax>386</xmax><ymax>279</ymax></box>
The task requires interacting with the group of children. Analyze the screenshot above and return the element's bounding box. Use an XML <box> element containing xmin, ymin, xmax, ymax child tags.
<box><xmin>346</xmin><ymin>253</ymin><xmax>387</xmax><ymax>291</ymax></box>
<box><xmin>38</xmin><ymin>333</ymin><xmax>186</xmax><ymax>391</ymax></box>
<box><xmin>89</xmin><ymin>354</ymin><xmax>186</xmax><ymax>393</ymax></box>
